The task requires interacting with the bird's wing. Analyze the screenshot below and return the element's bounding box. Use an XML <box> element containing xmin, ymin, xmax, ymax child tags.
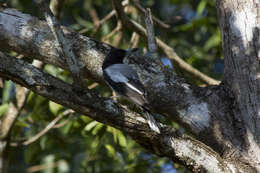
<box><xmin>104</xmin><ymin>64</ymin><xmax>145</xmax><ymax>95</ymax></box>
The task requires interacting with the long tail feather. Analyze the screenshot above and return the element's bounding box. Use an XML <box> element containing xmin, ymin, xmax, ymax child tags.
<box><xmin>143</xmin><ymin>111</ymin><xmax>160</xmax><ymax>134</ymax></box>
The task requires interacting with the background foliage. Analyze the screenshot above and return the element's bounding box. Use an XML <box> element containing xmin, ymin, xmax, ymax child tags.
<box><xmin>1</xmin><ymin>0</ymin><xmax>222</xmax><ymax>172</ymax></box>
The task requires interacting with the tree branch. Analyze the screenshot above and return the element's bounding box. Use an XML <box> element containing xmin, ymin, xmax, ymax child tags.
<box><xmin>0</xmin><ymin>52</ymin><xmax>231</xmax><ymax>173</ymax></box>
<box><xmin>145</xmin><ymin>8</ymin><xmax>159</xmax><ymax>61</ymax></box>
<box><xmin>10</xmin><ymin>109</ymin><xmax>74</xmax><ymax>146</ymax></box>
<box><xmin>0</xmin><ymin>9</ymin><xmax>241</xmax><ymax>162</ymax></box>
<box><xmin>131</xmin><ymin>0</ymin><xmax>171</xmax><ymax>29</ymax></box>
<box><xmin>0</xmin><ymin>8</ymin><xmax>216</xmax><ymax>135</ymax></box>
<box><xmin>35</xmin><ymin>0</ymin><xmax>85</xmax><ymax>88</ymax></box>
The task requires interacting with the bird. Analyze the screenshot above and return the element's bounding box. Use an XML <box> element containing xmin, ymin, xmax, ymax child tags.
<box><xmin>102</xmin><ymin>48</ymin><xmax>160</xmax><ymax>133</ymax></box>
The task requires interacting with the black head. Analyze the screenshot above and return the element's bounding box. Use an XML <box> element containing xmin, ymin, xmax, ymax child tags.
<box><xmin>102</xmin><ymin>49</ymin><xmax>126</xmax><ymax>69</ymax></box>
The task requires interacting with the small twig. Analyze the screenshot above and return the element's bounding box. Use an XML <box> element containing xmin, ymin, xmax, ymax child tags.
<box><xmin>112</xmin><ymin>0</ymin><xmax>129</xmax><ymax>26</ymax></box>
<box><xmin>129</xmin><ymin>32</ymin><xmax>140</xmax><ymax>48</ymax></box>
<box><xmin>0</xmin><ymin>103</ymin><xmax>18</xmax><ymax>140</ymax></box>
<box><xmin>102</xmin><ymin>21</ymin><xmax>122</xmax><ymax>42</ymax></box>
<box><xmin>131</xmin><ymin>0</ymin><xmax>170</xmax><ymax>29</ymax></box>
<box><xmin>81</xmin><ymin>0</ymin><xmax>129</xmax><ymax>35</ymax></box>
<box><xmin>145</xmin><ymin>8</ymin><xmax>159</xmax><ymax>60</ymax></box>
<box><xmin>99</xmin><ymin>10</ymin><xmax>116</xmax><ymax>25</ymax></box>
<box><xmin>27</xmin><ymin>161</ymin><xmax>63</xmax><ymax>173</ymax></box>
<box><xmin>112</xmin><ymin>30</ymin><xmax>123</xmax><ymax>47</ymax></box>
<box><xmin>89</xmin><ymin>7</ymin><xmax>100</xmax><ymax>33</ymax></box>
<box><xmin>53</xmin><ymin>113</ymin><xmax>74</xmax><ymax>128</ymax></box>
<box><xmin>10</xmin><ymin>109</ymin><xmax>74</xmax><ymax>147</ymax></box>
<box><xmin>88</xmin><ymin>82</ymin><xmax>99</xmax><ymax>90</ymax></box>
<box><xmin>49</xmin><ymin>0</ymin><xmax>64</xmax><ymax>19</ymax></box>
<box><xmin>82</xmin><ymin>10</ymin><xmax>115</xmax><ymax>35</ymax></box>
<box><xmin>35</xmin><ymin>0</ymin><xmax>85</xmax><ymax>88</ymax></box>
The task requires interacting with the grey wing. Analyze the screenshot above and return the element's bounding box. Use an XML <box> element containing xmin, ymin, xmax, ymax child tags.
<box><xmin>104</xmin><ymin>64</ymin><xmax>139</xmax><ymax>82</ymax></box>
<box><xmin>104</xmin><ymin>64</ymin><xmax>147</xmax><ymax>105</ymax></box>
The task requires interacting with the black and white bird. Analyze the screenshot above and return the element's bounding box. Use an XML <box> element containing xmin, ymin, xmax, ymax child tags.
<box><xmin>102</xmin><ymin>48</ymin><xmax>160</xmax><ymax>133</ymax></box>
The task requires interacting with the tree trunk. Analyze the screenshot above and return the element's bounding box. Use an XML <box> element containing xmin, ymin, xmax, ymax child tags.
<box><xmin>0</xmin><ymin>0</ymin><xmax>259</xmax><ymax>172</ymax></box>
<box><xmin>215</xmin><ymin>0</ymin><xmax>260</xmax><ymax>172</ymax></box>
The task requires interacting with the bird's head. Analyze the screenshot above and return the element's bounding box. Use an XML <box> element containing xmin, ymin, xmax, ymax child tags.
<box><xmin>102</xmin><ymin>48</ymin><xmax>140</xmax><ymax>69</ymax></box>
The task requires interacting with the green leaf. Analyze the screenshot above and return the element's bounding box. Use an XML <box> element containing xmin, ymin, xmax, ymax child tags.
<box><xmin>204</xmin><ymin>29</ymin><xmax>221</xmax><ymax>51</ymax></box>
<box><xmin>105</xmin><ymin>144</ymin><xmax>116</xmax><ymax>159</ymax></box>
<box><xmin>49</xmin><ymin>101</ymin><xmax>63</xmax><ymax>115</ymax></box>
<box><xmin>0</xmin><ymin>103</ymin><xmax>9</xmax><ymax>117</ymax></box>
<box><xmin>2</xmin><ymin>81</ymin><xmax>13</xmax><ymax>103</ymax></box>
<box><xmin>61</xmin><ymin>121</ymin><xmax>73</xmax><ymax>135</ymax></box>
<box><xmin>117</xmin><ymin>131</ymin><xmax>127</xmax><ymax>148</ymax></box>
<box><xmin>42</xmin><ymin>155</ymin><xmax>55</xmax><ymax>173</ymax></box>
<box><xmin>196</xmin><ymin>0</ymin><xmax>207</xmax><ymax>17</ymax></box>
<box><xmin>40</xmin><ymin>135</ymin><xmax>48</xmax><ymax>150</ymax></box>
<box><xmin>84</xmin><ymin>121</ymin><xmax>98</xmax><ymax>131</ymax></box>
<box><xmin>14</xmin><ymin>121</ymin><xmax>29</xmax><ymax>128</ymax></box>
<box><xmin>92</xmin><ymin>123</ymin><xmax>104</xmax><ymax>135</ymax></box>
<box><xmin>74</xmin><ymin>12</ymin><xmax>94</xmax><ymax>29</ymax></box>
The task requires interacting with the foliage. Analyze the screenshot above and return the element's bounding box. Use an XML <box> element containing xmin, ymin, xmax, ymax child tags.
<box><xmin>1</xmin><ymin>0</ymin><xmax>222</xmax><ymax>172</ymax></box>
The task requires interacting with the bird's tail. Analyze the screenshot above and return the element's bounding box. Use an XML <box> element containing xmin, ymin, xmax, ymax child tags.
<box><xmin>143</xmin><ymin>110</ymin><xmax>161</xmax><ymax>134</ymax></box>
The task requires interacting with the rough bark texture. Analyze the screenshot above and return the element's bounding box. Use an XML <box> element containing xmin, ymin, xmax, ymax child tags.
<box><xmin>215</xmin><ymin>0</ymin><xmax>260</xmax><ymax>172</ymax></box>
<box><xmin>0</xmin><ymin>0</ymin><xmax>259</xmax><ymax>171</ymax></box>
<box><xmin>0</xmin><ymin>52</ymin><xmax>230</xmax><ymax>173</ymax></box>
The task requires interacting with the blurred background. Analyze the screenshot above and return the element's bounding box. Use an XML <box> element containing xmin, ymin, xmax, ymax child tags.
<box><xmin>0</xmin><ymin>0</ymin><xmax>223</xmax><ymax>172</ymax></box>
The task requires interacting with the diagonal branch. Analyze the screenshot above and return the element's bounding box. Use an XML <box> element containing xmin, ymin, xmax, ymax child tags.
<box><xmin>35</xmin><ymin>0</ymin><xmax>85</xmax><ymax>88</ymax></box>
<box><xmin>131</xmin><ymin>0</ymin><xmax>171</xmax><ymax>29</ymax></box>
<box><xmin>145</xmin><ymin>8</ymin><xmax>159</xmax><ymax>61</ymax></box>
<box><xmin>0</xmin><ymin>52</ymin><xmax>231</xmax><ymax>173</ymax></box>
<box><xmin>0</xmin><ymin>8</ymin><xmax>215</xmax><ymax>135</ymax></box>
<box><xmin>10</xmin><ymin>109</ymin><xmax>74</xmax><ymax>146</ymax></box>
<box><xmin>0</xmin><ymin>9</ymin><xmax>237</xmax><ymax>158</ymax></box>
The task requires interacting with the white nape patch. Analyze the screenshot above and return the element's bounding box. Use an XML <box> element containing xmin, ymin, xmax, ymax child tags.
<box><xmin>126</xmin><ymin>83</ymin><xmax>143</xmax><ymax>95</ymax></box>
<box><xmin>178</xmin><ymin>102</ymin><xmax>210</xmax><ymax>132</ymax></box>
<box><xmin>230</xmin><ymin>9</ymin><xmax>256</xmax><ymax>44</ymax></box>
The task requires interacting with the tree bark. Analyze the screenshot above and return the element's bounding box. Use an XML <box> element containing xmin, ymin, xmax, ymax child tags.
<box><xmin>0</xmin><ymin>0</ymin><xmax>259</xmax><ymax>171</ymax></box>
<box><xmin>215</xmin><ymin>0</ymin><xmax>260</xmax><ymax>171</ymax></box>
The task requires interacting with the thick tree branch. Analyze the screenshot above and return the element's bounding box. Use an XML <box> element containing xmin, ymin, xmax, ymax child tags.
<box><xmin>35</xmin><ymin>0</ymin><xmax>85</xmax><ymax>88</ymax></box>
<box><xmin>0</xmin><ymin>52</ymin><xmax>231</xmax><ymax>173</ymax></box>
<box><xmin>0</xmin><ymin>9</ymin><xmax>245</xmax><ymax>168</ymax></box>
<box><xmin>0</xmin><ymin>8</ymin><xmax>216</xmax><ymax>135</ymax></box>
